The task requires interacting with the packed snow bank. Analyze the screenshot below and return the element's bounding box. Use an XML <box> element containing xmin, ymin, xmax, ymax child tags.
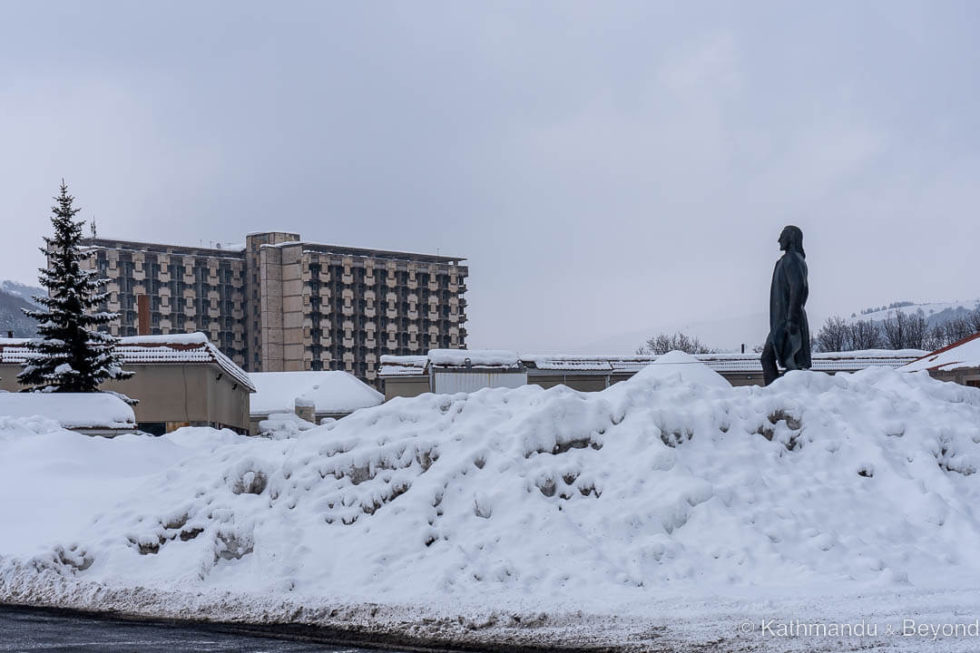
<box><xmin>0</xmin><ymin>392</ymin><xmax>134</xmax><ymax>429</ymax></box>
<box><xmin>0</xmin><ymin>421</ymin><xmax>238</xmax><ymax>556</ymax></box>
<box><xmin>2</xmin><ymin>368</ymin><xmax>980</xmax><ymax>650</ymax></box>
<box><xmin>256</xmin><ymin>411</ymin><xmax>317</xmax><ymax>439</ymax></box>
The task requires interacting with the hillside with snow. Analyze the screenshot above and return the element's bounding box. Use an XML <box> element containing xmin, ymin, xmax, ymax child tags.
<box><xmin>2</xmin><ymin>359</ymin><xmax>980</xmax><ymax>650</ymax></box>
<box><xmin>847</xmin><ymin>299</ymin><xmax>980</xmax><ymax>328</ymax></box>
<box><xmin>582</xmin><ymin>298</ymin><xmax>980</xmax><ymax>355</ymax></box>
<box><xmin>0</xmin><ymin>281</ymin><xmax>43</xmax><ymax>338</ymax></box>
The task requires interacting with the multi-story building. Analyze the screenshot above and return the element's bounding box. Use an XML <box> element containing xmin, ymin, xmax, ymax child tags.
<box><xmin>78</xmin><ymin>232</ymin><xmax>468</xmax><ymax>382</ymax></box>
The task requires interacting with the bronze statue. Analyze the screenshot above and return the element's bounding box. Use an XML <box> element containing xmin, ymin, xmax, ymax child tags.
<box><xmin>762</xmin><ymin>225</ymin><xmax>811</xmax><ymax>385</ymax></box>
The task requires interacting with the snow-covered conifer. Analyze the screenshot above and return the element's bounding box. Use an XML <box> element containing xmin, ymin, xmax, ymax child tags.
<box><xmin>18</xmin><ymin>182</ymin><xmax>132</xmax><ymax>392</ymax></box>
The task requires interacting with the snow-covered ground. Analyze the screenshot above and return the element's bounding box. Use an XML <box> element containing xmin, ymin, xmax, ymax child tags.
<box><xmin>3</xmin><ymin>357</ymin><xmax>980</xmax><ymax>651</ymax></box>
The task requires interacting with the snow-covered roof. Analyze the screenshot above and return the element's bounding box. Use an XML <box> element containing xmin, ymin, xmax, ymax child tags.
<box><xmin>696</xmin><ymin>350</ymin><xmax>927</xmax><ymax>374</ymax></box>
<box><xmin>899</xmin><ymin>333</ymin><xmax>980</xmax><ymax>373</ymax></box>
<box><xmin>0</xmin><ymin>393</ymin><xmax>134</xmax><ymax>429</ymax></box>
<box><xmin>378</xmin><ymin>355</ymin><xmax>429</xmax><ymax>377</ymax></box>
<box><xmin>378</xmin><ymin>349</ymin><xmax>926</xmax><ymax>378</ymax></box>
<box><xmin>249</xmin><ymin>371</ymin><xmax>384</xmax><ymax>417</ymax></box>
<box><xmin>0</xmin><ymin>335</ymin><xmax>255</xmax><ymax>392</ymax></box>
<box><xmin>523</xmin><ymin>354</ymin><xmax>654</xmax><ymax>373</ymax></box>
<box><xmin>428</xmin><ymin>349</ymin><xmax>521</xmax><ymax>369</ymax></box>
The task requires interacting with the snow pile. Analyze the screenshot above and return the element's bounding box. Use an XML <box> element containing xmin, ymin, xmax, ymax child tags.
<box><xmin>256</xmin><ymin>411</ymin><xmax>317</xmax><ymax>439</ymax></box>
<box><xmin>635</xmin><ymin>350</ymin><xmax>731</xmax><ymax>388</ymax></box>
<box><xmin>2</xmin><ymin>368</ymin><xmax>980</xmax><ymax>647</ymax></box>
<box><xmin>249</xmin><ymin>371</ymin><xmax>383</xmax><ymax>416</ymax></box>
<box><xmin>0</xmin><ymin>423</ymin><xmax>239</xmax><ymax>557</ymax></box>
<box><xmin>0</xmin><ymin>392</ymin><xmax>134</xmax><ymax>429</ymax></box>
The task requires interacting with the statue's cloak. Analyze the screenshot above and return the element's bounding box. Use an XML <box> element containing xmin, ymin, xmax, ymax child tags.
<box><xmin>769</xmin><ymin>249</ymin><xmax>811</xmax><ymax>370</ymax></box>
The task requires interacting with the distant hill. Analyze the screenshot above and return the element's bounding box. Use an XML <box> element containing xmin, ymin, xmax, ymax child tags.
<box><xmin>846</xmin><ymin>299</ymin><xmax>980</xmax><ymax>329</ymax></box>
<box><xmin>0</xmin><ymin>281</ymin><xmax>43</xmax><ymax>338</ymax></box>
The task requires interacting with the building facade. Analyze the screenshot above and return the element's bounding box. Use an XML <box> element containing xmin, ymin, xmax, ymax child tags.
<box><xmin>78</xmin><ymin>232</ymin><xmax>468</xmax><ymax>381</ymax></box>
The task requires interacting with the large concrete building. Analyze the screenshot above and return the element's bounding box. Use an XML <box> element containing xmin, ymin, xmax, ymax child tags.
<box><xmin>77</xmin><ymin>232</ymin><xmax>468</xmax><ymax>382</ymax></box>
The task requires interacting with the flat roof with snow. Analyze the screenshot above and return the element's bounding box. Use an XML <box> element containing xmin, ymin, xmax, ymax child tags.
<box><xmin>378</xmin><ymin>349</ymin><xmax>926</xmax><ymax>378</ymax></box>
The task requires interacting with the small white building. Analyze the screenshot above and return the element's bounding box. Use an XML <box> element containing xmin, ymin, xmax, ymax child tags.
<box><xmin>248</xmin><ymin>370</ymin><xmax>384</xmax><ymax>434</ymax></box>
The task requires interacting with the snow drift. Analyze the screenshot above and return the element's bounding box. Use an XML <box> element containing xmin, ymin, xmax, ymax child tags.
<box><xmin>2</xmin><ymin>364</ymin><xmax>980</xmax><ymax>649</ymax></box>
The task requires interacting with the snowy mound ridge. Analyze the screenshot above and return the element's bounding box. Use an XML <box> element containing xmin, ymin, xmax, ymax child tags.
<box><xmin>3</xmin><ymin>368</ymin><xmax>980</xmax><ymax>609</ymax></box>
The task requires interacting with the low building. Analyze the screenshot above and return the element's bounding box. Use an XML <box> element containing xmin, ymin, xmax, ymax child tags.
<box><xmin>898</xmin><ymin>333</ymin><xmax>980</xmax><ymax>387</ymax></box>
<box><xmin>248</xmin><ymin>370</ymin><xmax>384</xmax><ymax>433</ymax></box>
<box><xmin>0</xmin><ymin>334</ymin><xmax>254</xmax><ymax>434</ymax></box>
<box><xmin>378</xmin><ymin>355</ymin><xmax>430</xmax><ymax>401</ymax></box>
<box><xmin>0</xmin><ymin>392</ymin><xmax>136</xmax><ymax>436</ymax></box>
<box><xmin>379</xmin><ymin>349</ymin><xmax>927</xmax><ymax>397</ymax></box>
<box><xmin>379</xmin><ymin>350</ymin><xmax>528</xmax><ymax>398</ymax></box>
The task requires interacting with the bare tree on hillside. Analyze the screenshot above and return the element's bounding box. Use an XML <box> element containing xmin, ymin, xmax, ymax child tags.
<box><xmin>848</xmin><ymin>319</ymin><xmax>881</xmax><ymax>350</ymax></box>
<box><xmin>882</xmin><ymin>310</ymin><xmax>929</xmax><ymax>350</ymax></box>
<box><xmin>815</xmin><ymin>316</ymin><xmax>850</xmax><ymax>352</ymax></box>
<box><xmin>638</xmin><ymin>332</ymin><xmax>714</xmax><ymax>355</ymax></box>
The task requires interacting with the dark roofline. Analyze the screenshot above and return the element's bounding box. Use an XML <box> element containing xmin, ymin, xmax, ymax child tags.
<box><xmin>80</xmin><ymin>236</ymin><xmax>465</xmax><ymax>265</ymax></box>
<box><xmin>81</xmin><ymin>238</ymin><xmax>244</xmax><ymax>258</ymax></box>
<box><xmin>296</xmin><ymin>242</ymin><xmax>465</xmax><ymax>265</ymax></box>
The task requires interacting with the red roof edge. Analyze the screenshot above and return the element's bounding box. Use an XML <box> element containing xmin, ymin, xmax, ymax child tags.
<box><xmin>909</xmin><ymin>330</ymin><xmax>980</xmax><ymax>365</ymax></box>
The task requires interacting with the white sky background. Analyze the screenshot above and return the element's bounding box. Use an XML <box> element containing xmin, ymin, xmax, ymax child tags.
<box><xmin>1</xmin><ymin>1</ymin><xmax>978</xmax><ymax>352</ymax></box>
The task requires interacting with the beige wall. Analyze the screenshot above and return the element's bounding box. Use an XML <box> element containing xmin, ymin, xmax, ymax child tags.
<box><xmin>383</xmin><ymin>376</ymin><xmax>430</xmax><ymax>401</ymax></box>
<box><xmin>0</xmin><ymin>365</ymin><xmax>18</xmax><ymax>392</ymax></box>
<box><xmin>932</xmin><ymin>368</ymin><xmax>980</xmax><ymax>387</ymax></box>
<box><xmin>0</xmin><ymin>363</ymin><xmax>251</xmax><ymax>432</ymax></box>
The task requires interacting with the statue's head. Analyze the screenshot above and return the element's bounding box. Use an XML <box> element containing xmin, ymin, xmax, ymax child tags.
<box><xmin>778</xmin><ymin>225</ymin><xmax>804</xmax><ymax>257</ymax></box>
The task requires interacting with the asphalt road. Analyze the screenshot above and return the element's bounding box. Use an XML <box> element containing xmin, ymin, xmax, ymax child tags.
<box><xmin>0</xmin><ymin>605</ymin><xmax>407</xmax><ymax>652</ymax></box>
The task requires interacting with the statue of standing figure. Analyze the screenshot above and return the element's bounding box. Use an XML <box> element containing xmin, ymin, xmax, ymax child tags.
<box><xmin>762</xmin><ymin>225</ymin><xmax>811</xmax><ymax>385</ymax></box>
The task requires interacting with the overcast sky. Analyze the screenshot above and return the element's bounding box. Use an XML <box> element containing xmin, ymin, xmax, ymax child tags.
<box><xmin>2</xmin><ymin>1</ymin><xmax>978</xmax><ymax>352</ymax></box>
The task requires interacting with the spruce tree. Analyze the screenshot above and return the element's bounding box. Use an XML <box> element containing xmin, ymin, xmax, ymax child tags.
<box><xmin>18</xmin><ymin>181</ymin><xmax>133</xmax><ymax>392</ymax></box>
